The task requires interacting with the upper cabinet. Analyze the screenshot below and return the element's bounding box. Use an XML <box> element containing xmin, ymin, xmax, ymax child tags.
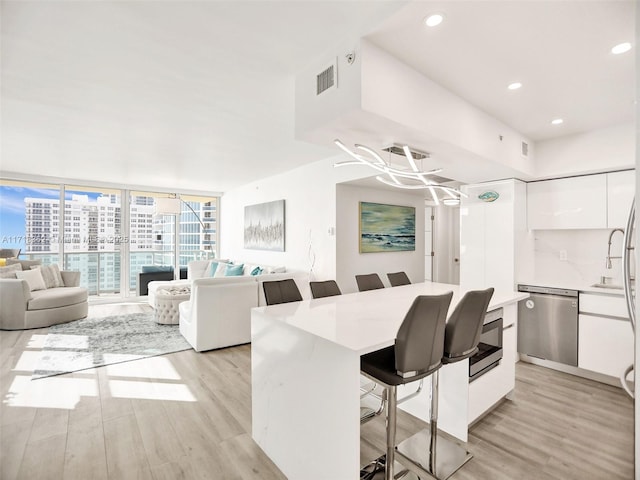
<box><xmin>527</xmin><ymin>174</ymin><xmax>607</xmax><ymax>229</ymax></box>
<box><xmin>607</xmin><ymin>170</ymin><xmax>635</xmax><ymax>229</ymax></box>
<box><xmin>527</xmin><ymin>170</ymin><xmax>635</xmax><ymax>230</ymax></box>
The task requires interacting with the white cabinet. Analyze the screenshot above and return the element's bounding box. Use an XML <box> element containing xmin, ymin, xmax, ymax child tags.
<box><xmin>578</xmin><ymin>293</ymin><xmax>634</xmax><ymax>378</ymax></box>
<box><xmin>527</xmin><ymin>174</ymin><xmax>607</xmax><ymax>229</ymax></box>
<box><xmin>468</xmin><ymin>304</ymin><xmax>517</xmax><ymax>424</ymax></box>
<box><xmin>607</xmin><ymin>170</ymin><xmax>635</xmax><ymax>229</ymax></box>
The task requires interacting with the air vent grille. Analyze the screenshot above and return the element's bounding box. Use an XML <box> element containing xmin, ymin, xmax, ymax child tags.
<box><xmin>316</xmin><ymin>65</ymin><xmax>335</xmax><ymax>95</ymax></box>
<box><xmin>521</xmin><ymin>141</ymin><xmax>529</xmax><ymax>157</ymax></box>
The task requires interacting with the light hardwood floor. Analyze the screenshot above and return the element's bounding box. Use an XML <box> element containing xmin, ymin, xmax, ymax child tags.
<box><xmin>0</xmin><ymin>303</ymin><xmax>634</xmax><ymax>479</ymax></box>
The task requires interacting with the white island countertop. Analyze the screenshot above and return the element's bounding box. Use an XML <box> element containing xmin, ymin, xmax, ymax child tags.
<box><xmin>252</xmin><ymin>281</ymin><xmax>528</xmax><ymax>356</ymax></box>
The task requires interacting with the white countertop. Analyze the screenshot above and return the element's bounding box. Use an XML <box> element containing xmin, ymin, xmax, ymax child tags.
<box><xmin>252</xmin><ymin>281</ymin><xmax>527</xmax><ymax>356</ymax></box>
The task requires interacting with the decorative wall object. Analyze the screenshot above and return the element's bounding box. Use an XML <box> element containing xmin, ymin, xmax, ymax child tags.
<box><xmin>244</xmin><ymin>200</ymin><xmax>285</xmax><ymax>251</ymax></box>
<box><xmin>359</xmin><ymin>201</ymin><xmax>415</xmax><ymax>253</ymax></box>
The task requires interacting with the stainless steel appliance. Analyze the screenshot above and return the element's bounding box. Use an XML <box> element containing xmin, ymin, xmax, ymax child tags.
<box><xmin>469</xmin><ymin>307</ymin><xmax>503</xmax><ymax>382</ymax></box>
<box><xmin>517</xmin><ymin>285</ymin><xmax>579</xmax><ymax>366</ymax></box>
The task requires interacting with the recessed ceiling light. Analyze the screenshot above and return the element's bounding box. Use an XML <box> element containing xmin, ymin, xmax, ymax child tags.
<box><xmin>611</xmin><ymin>42</ymin><xmax>632</xmax><ymax>55</ymax></box>
<box><xmin>425</xmin><ymin>14</ymin><xmax>444</xmax><ymax>27</ymax></box>
<box><xmin>551</xmin><ymin>118</ymin><xmax>564</xmax><ymax>125</ymax></box>
<box><xmin>507</xmin><ymin>82</ymin><xmax>522</xmax><ymax>90</ymax></box>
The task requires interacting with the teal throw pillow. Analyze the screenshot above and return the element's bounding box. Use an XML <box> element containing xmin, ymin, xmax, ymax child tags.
<box><xmin>225</xmin><ymin>264</ymin><xmax>244</xmax><ymax>276</ymax></box>
<box><xmin>209</xmin><ymin>261</ymin><xmax>220</xmax><ymax>276</ymax></box>
<box><xmin>250</xmin><ymin>266</ymin><xmax>263</xmax><ymax>276</ymax></box>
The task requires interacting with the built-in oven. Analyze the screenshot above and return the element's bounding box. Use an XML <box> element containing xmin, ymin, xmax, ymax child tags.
<box><xmin>469</xmin><ymin>307</ymin><xmax>503</xmax><ymax>382</ymax></box>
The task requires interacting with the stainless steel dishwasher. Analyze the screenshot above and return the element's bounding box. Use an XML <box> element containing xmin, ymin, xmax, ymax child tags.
<box><xmin>517</xmin><ymin>285</ymin><xmax>579</xmax><ymax>366</ymax></box>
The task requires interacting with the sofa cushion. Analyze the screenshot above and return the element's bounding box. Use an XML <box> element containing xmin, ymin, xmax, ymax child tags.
<box><xmin>31</xmin><ymin>264</ymin><xmax>64</xmax><ymax>288</ymax></box>
<box><xmin>0</xmin><ymin>263</ymin><xmax>22</xmax><ymax>279</ymax></box>
<box><xmin>28</xmin><ymin>287</ymin><xmax>88</xmax><ymax>310</ymax></box>
<box><xmin>225</xmin><ymin>264</ymin><xmax>244</xmax><ymax>276</ymax></box>
<box><xmin>16</xmin><ymin>269</ymin><xmax>47</xmax><ymax>291</ymax></box>
<box><xmin>6</xmin><ymin>258</ymin><xmax>42</xmax><ymax>270</ymax></box>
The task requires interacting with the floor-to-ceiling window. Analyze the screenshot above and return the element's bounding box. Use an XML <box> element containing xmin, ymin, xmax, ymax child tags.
<box><xmin>0</xmin><ymin>178</ymin><xmax>219</xmax><ymax>299</ymax></box>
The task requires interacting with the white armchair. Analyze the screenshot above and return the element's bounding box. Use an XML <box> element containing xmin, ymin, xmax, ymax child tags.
<box><xmin>178</xmin><ymin>276</ymin><xmax>258</xmax><ymax>352</ymax></box>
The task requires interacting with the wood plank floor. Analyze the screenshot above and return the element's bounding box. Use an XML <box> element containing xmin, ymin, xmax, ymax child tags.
<box><xmin>0</xmin><ymin>303</ymin><xmax>634</xmax><ymax>479</ymax></box>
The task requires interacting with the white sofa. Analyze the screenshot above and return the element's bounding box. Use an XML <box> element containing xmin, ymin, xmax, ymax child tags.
<box><xmin>148</xmin><ymin>259</ymin><xmax>309</xmax><ymax>352</ymax></box>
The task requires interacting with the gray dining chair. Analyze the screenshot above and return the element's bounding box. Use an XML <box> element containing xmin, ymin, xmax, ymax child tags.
<box><xmin>355</xmin><ymin>273</ymin><xmax>384</xmax><ymax>292</ymax></box>
<box><xmin>262</xmin><ymin>279</ymin><xmax>303</xmax><ymax>305</ymax></box>
<box><xmin>309</xmin><ymin>280</ymin><xmax>342</xmax><ymax>299</ymax></box>
<box><xmin>387</xmin><ymin>271</ymin><xmax>411</xmax><ymax>287</ymax></box>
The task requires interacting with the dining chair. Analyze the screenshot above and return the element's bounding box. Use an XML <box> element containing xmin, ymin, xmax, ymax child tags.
<box><xmin>262</xmin><ymin>279</ymin><xmax>303</xmax><ymax>305</ymax></box>
<box><xmin>309</xmin><ymin>280</ymin><xmax>342</xmax><ymax>299</ymax></box>
<box><xmin>355</xmin><ymin>273</ymin><xmax>384</xmax><ymax>292</ymax></box>
<box><xmin>387</xmin><ymin>271</ymin><xmax>411</xmax><ymax>287</ymax></box>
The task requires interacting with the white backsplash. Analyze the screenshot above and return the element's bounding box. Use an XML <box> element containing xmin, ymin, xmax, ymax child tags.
<box><xmin>531</xmin><ymin>229</ymin><xmax>629</xmax><ymax>287</ymax></box>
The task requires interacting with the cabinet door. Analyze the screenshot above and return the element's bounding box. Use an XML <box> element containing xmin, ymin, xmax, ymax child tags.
<box><xmin>578</xmin><ymin>313</ymin><xmax>634</xmax><ymax>377</ymax></box>
<box><xmin>527</xmin><ymin>175</ymin><xmax>607</xmax><ymax>229</ymax></box>
<box><xmin>607</xmin><ymin>170</ymin><xmax>635</xmax><ymax>229</ymax></box>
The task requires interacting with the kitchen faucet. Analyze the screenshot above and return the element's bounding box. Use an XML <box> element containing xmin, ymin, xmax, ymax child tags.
<box><xmin>606</xmin><ymin>228</ymin><xmax>625</xmax><ymax>269</ymax></box>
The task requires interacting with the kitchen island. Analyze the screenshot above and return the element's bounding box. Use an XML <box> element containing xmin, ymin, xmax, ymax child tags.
<box><xmin>251</xmin><ymin>281</ymin><xmax>527</xmax><ymax>480</ymax></box>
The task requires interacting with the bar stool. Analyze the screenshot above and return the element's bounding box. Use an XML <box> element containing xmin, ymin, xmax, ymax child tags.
<box><xmin>395</xmin><ymin>287</ymin><xmax>494</xmax><ymax>480</ymax></box>
<box><xmin>387</xmin><ymin>271</ymin><xmax>411</xmax><ymax>287</ymax></box>
<box><xmin>356</xmin><ymin>273</ymin><xmax>385</xmax><ymax>292</ymax></box>
<box><xmin>262</xmin><ymin>279</ymin><xmax>303</xmax><ymax>305</ymax></box>
<box><xmin>309</xmin><ymin>280</ymin><xmax>342</xmax><ymax>299</ymax></box>
<box><xmin>360</xmin><ymin>292</ymin><xmax>453</xmax><ymax>480</ymax></box>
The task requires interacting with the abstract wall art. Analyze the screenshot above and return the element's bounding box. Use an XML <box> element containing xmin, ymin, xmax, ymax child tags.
<box><xmin>244</xmin><ymin>200</ymin><xmax>285</xmax><ymax>251</ymax></box>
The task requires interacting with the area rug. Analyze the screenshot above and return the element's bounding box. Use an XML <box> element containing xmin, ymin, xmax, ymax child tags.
<box><xmin>32</xmin><ymin>312</ymin><xmax>191</xmax><ymax>379</ymax></box>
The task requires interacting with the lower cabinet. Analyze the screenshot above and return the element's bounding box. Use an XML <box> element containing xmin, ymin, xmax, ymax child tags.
<box><xmin>468</xmin><ymin>304</ymin><xmax>517</xmax><ymax>424</ymax></box>
<box><xmin>578</xmin><ymin>313</ymin><xmax>634</xmax><ymax>378</ymax></box>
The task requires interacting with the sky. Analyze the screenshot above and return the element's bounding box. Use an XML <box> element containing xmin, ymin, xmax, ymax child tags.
<box><xmin>0</xmin><ymin>186</ymin><xmax>101</xmax><ymax>251</ymax></box>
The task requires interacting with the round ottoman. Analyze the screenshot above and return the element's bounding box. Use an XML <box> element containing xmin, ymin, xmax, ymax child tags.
<box><xmin>154</xmin><ymin>286</ymin><xmax>191</xmax><ymax>324</ymax></box>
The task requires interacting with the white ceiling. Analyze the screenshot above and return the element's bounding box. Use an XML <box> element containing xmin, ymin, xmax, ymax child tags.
<box><xmin>1</xmin><ymin>1</ymin><xmax>635</xmax><ymax>194</ymax></box>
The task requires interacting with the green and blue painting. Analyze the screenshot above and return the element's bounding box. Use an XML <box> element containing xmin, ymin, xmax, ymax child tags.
<box><xmin>359</xmin><ymin>202</ymin><xmax>415</xmax><ymax>253</ymax></box>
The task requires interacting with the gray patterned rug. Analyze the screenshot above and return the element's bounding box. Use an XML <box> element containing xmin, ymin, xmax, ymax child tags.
<box><xmin>33</xmin><ymin>312</ymin><xmax>191</xmax><ymax>379</ymax></box>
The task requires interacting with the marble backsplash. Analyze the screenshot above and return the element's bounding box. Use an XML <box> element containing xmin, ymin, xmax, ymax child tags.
<box><xmin>530</xmin><ymin>229</ymin><xmax>632</xmax><ymax>287</ymax></box>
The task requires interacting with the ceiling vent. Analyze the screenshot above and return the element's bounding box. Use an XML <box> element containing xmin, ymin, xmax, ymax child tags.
<box><xmin>316</xmin><ymin>59</ymin><xmax>337</xmax><ymax>95</ymax></box>
<box><xmin>521</xmin><ymin>141</ymin><xmax>529</xmax><ymax>157</ymax></box>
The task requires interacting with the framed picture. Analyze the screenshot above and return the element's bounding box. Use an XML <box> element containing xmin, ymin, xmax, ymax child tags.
<box><xmin>244</xmin><ymin>200</ymin><xmax>285</xmax><ymax>251</ymax></box>
<box><xmin>359</xmin><ymin>201</ymin><xmax>415</xmax><ymax>253</ymax></box>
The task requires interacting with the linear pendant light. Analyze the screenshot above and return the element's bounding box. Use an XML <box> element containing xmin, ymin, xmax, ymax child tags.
<box><xmin>333</xmin><ymin>139</ymin><xmax>467</xmax><ymax>204</ymax></box>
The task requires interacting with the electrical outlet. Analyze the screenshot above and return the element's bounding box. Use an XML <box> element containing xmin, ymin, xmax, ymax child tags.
<box><xmin>559</xmin><ymin>250</ymin><xmax>568</xmax><ymax>261</ymax></box>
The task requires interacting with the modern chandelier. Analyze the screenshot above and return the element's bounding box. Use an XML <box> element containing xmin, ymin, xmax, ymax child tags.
<box><xmin>333</xmin><ymin>139</ymin><xmax>466</xmax><ymax>205</ymax></box>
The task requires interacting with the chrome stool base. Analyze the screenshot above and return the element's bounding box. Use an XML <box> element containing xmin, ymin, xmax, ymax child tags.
<box><xmin>395</xmin><ymin>428</ymin><xmax>472</xmax><ymax>480</ymax></box>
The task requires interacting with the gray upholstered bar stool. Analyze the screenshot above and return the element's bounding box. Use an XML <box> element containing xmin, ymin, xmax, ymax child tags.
<box><xmin>387</xmin><ymin>271</ymin><xmax>411</xmax><ymax>287</ymax></box>
<box><xmin>356</xmin><ymin>273</ymin><xmax>385</xmax><ymax>292</ymax></box>
<box><xmin>395</xmin><ymin>287</ymin><xmax>494</xmax><ymax>480</ymax></box>
<box><xmin>360</xmin><ymin>292</ymin><xmax>453</xmax><ymax>480</ymax></box>
<box><xmin>309</xmin><ymin>280</ymin><xmax>342</xmax><ymax>299</ymax></box>
<box><xmin>262</xmin><ymin>279</ymin><xmax>303</xmax><ymax>305</ymax></box>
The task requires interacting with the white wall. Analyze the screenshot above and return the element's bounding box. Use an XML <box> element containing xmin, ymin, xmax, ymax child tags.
<box><xmin>335</xmin><ymin>184</ymin><xmax>425</xmax><ymax>294</ymax></box>
<box><xmin>220</xmin><ymin>157</ymin><xmax>339</xmax><ymax>283</ymax></box>
<box><xmin>219</xmin><ymin>151</ymin><xmax>424</xmax><ymax>292</ymax></box>
<box><xmin>534</xmin><ymin>122</ymin><xmax>634</xmax><ymax>179</ymax></box>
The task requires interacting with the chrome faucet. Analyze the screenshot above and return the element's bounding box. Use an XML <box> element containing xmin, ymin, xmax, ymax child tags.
<box><xmin>606</xmin><ymin>228</ymin><xmax>625</xmax><ymax>269</ymax></box>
